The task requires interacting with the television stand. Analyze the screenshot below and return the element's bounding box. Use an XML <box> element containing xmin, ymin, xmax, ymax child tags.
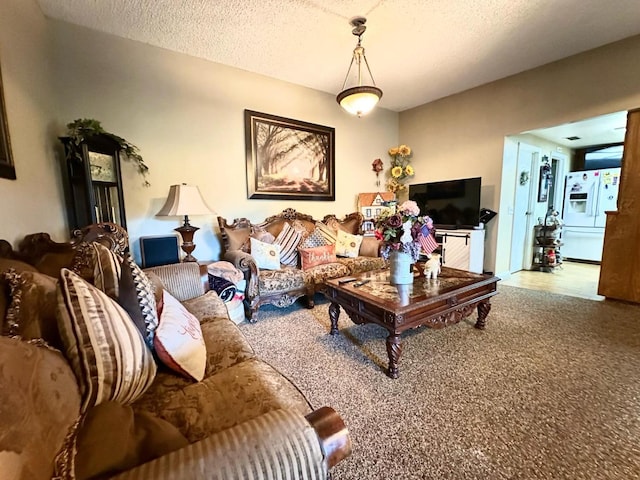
<box><xmin>434</xmin><ymin>228</ymin><xmax>485</xmax><ymax>273</ymax></box>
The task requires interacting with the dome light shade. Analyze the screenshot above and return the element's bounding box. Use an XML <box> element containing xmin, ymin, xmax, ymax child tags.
<box><xmin>336</xmin><ymin>17</ymin><xmax>382</xmax><ymax>117</ymax></box>
<box><xmin>337</xmin><ymin>86</ymin><xmax>383</xmax><ymax>117</ymax></box>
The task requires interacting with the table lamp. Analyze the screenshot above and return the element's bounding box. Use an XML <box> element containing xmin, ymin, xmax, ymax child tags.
<box><xmin>156</xmin><ymin>183</ymin><xmax>215</xmax><ymax>262</ymax></box>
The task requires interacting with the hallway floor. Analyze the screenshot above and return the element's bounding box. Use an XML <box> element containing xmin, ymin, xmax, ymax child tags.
<box><xmin>500</xmin><ymin>261</ymin><xmax>603</xmax><ymax>301</ymax></box>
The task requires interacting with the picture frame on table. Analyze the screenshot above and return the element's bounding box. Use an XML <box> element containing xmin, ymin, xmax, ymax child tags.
<box><xmin>0</xmin><ymin>62</ymin><xmax>15</xmax><ymax>180</ymax></box>
<box><xmin>538</xmin><ymin>164</ymin><xmax>550</xmax><ymax>203</ymax></box>
<box><xmin>244</xmin><ymin>110</ymin><xmax>335</xmax><ymax>201</ymax></box>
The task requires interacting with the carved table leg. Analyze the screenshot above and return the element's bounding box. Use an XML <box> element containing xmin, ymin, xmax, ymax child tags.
<box><xmin>386</xmin><ymin>333</ymin><xmax>403</xmax><ymax>379</ymax></box>
<box><xmin>329</xmin><ymin>302</ymin><xmax>341</xmax><ymax>335</ymax></box>
<box><xmin>475</xmin><ymin>300</ymin><xmax>491</xmax><ymax>330</ymax></box>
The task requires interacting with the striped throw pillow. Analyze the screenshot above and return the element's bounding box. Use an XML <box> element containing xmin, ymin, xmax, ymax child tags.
<box><xmin>92</xmin><ymin>242</ymin><xmax>122</xmax><ymax>299</ymax></box>
<box><xmin>57</xmin><ymin>268</ymin><xmax>157</xmax><ymax>412</ymax></box>
<box><xmin>274</xmin><ymin>222</ymin><xmax>303</xmax><ymax>267</ymax></box>
<box><xmin>315</xmin><ymin>222</ymin><xmax>338</xmax><ymax>245</ymax></box>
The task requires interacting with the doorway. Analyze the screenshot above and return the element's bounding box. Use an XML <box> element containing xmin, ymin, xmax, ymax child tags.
<box><xmin>501</xmin><ymin>111</ymin><xmax>627</xmax><ymax>298</ymax></box>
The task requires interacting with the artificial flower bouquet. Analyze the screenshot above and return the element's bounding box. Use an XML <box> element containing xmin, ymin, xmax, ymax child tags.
<box><xmin>386</xmin><ymin>144</ymin><xmax>414</xmax><ymax>193</ymax></box>
<box><xmin>374</xmin><ymin>200</ymin><xmax>437</xmax><ymax>262</ymax></box>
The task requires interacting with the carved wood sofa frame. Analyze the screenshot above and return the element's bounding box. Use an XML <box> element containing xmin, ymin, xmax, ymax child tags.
<box><xmin>218</xmin><ymin>208</ymin><xmax>378</xmax><ymax>321</ymax></box>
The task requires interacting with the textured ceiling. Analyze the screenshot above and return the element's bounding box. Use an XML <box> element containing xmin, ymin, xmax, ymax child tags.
<box><xmin>526</xmin><ymin>111</ymin><xmax>627</xmax><ymax>148</ymax></box>
<box><xmin>37</xmin><ymin>0</ymin><xmax>640</xmax><ymax>112</ymax></box>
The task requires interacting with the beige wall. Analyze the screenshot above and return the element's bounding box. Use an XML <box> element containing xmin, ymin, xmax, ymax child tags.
<box><xmin>4</xmin><ymin>6</ymin><xmax>640</xmax><ymax>272</ymax></box>
<box><xmin>0</xmin><ymin>0</ymin><xmax>67</xmax><ymax>245</ymax></box>
<box><xmin>49</xmin><ymin>20</ymin><xmax>399</xmax><ymax>263</ymax></box>
<box><xmin>400</xmin><ymin>35</ymin><xmax>640</xmax><ymax>276</ymax></box>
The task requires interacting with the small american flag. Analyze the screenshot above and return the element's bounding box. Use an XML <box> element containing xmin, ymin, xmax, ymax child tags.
<box><xmin>418</xmin><ymin>226</ymin><xmax>438</xmax><ymax>255</ymax></box>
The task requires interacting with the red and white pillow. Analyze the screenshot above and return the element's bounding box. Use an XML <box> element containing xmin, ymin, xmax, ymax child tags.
<box><xmin>154</xmin><ymin>290</ymin><xmax>206</xmax><ymax>382</ymax></box>
<box><xmin>299</xmin><ymin>244</ymin><xmax>337</xmax><ymax>270</ymax></box>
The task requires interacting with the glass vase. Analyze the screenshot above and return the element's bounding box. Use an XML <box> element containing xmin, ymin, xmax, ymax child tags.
<box><xmin>389</xmin><ymin>251</ymin><xmax>414</xmax><ymax>285</ymax></box>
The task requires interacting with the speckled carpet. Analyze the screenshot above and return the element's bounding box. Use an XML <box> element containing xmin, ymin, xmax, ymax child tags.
<box><xmin>239</xmin><ymin>285</ymin><xmax>640</xmax><ymax>480</ymax></box>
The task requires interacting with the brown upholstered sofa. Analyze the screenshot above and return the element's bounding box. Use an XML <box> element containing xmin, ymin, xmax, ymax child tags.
<box><xmin>218</xmin><ymin>208</ymin><xmax>386</xmax><ymax>321</ymax></box>
<box><xmin>0</xmin><ymin>224</ymin><xmax>350</xmax><ymax>479</ymax></box>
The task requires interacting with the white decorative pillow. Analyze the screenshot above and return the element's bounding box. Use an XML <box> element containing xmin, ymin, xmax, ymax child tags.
<box><xmin>250</xmin><ymin>238</ymin><xmax>281</xmax><ymax>270</ymax></box>
<box><xmin>56</xmin><ymin>268</ymin><xmax>157</xmax><ymax>412</ymax></box>
<box><xmin>154</xmin><ymin>290</ymin><xmax>206</xmax><ymax>382</ymax></box>
<box><xmin>274</xmin><ymin>222</ymin><xmax>304</xmax><ymax>267</ymax></box>
<box><xmin>335</xmin><ymin>230</ymin><xmax>363</xmax><ymax>258</ymax></box>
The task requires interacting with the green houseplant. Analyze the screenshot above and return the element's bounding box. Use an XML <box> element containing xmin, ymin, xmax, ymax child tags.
<box><xmin>66</xmin><ymin>118</ymin><xmax>150</xmax><ymax>186</ymax></box>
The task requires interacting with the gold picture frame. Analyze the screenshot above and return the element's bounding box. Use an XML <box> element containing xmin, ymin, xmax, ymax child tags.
<box><xmin>0</xmin><ymin>61</ymin><xmax>15</xmax><ymax>180</ymax></box>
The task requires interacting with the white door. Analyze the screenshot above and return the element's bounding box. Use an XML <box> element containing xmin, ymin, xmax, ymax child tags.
<box><xmin>510</xmin><ymin>143</ymin><xmax>537</xmax><ymax>272</ymax></box>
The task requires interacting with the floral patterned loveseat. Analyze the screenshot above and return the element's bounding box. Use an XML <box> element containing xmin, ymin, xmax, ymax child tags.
<box><xmin>218</xmin><ymin>209</ymin><xmax>385</xmax><ymax>321</ymax></box>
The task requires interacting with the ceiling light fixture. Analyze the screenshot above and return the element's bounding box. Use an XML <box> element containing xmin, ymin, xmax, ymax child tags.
<box><xmin>336</xmin><ymin>16</ymin><xmax>382</xmax><ymax>117</ymax></box>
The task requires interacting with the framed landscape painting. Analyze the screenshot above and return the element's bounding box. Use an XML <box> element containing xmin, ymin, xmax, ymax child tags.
<box><xmin>244</xmin><ymin>110</ymin><xmax>335</xmax><ymax>200</ymax></box>
<box><xmin>0</xmin><ymin>62</ymin><xmax>15</xmax><ymax>180</ymax></box>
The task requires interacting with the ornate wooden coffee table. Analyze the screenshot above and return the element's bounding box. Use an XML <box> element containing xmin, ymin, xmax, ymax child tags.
<box><xmin>323</xmin><ymin>267</ymin><xmax>499</xmax><ymax>378</ymax></box>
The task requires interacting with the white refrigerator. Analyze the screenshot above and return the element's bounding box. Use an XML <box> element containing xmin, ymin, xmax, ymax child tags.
<box><xmin>561</xmin><ymin>168</ymin><xmax>621</xmax><ymax>262</ymax></box>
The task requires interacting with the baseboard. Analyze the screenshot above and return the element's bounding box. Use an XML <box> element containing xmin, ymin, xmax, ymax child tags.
<box><xmin>496</xmin><ymin>270</ymin><xmax>512</xmax><ymax>281</ymax></box>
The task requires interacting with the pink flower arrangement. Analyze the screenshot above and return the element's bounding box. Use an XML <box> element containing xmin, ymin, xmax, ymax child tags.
<box><xmin>374</xmin><ymin>200</ymin><xmax>435</xmax><ymax>262</ymax></box>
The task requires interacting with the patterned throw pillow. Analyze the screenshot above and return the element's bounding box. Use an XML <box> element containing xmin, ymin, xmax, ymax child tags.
<box><xmin>315</xmin><ymin>222</ymin><xmax>338</xmax><ymax>244</ymax></box>
<box><xmin>154</xmin><ymin>290</ymin><xmax>207</xmax><ymax>381</ymax></box>
<box><xmin>299</xmin><ymin>244</ymin><xmax>337</xmax><ymax>271</ymax></box>
<box><xmin>2</xmin><ymin>269</ymin><xmax>61</xmax><ymax>348</ymax></box>
<box><xmin>124</xmin><ymin>255</ymin><xmax>159</xmax><ymax>347</ymax></box>
<box><xmin>299</xmin><ymin>228</ymin><xmax>330</xmax><ymax>249</ymax></box>
<box><xmin>117</xmin><ymin>253</ymin><xmax>148</xmax><ymax>340</ymax></box>
<box><xmin>92</xmin><ymin>243</ymin><xmax>122</xmax><ymax>299</ymax></box>
<box><xmin>274</xmin><ymin>222</ymin><xmax>304</xmax><ymax>267</ymax></box>
<box><xmin>241</xmin><ymin>225</ymin><xmax>276</xmax><ymax>253</ymax></box>
<box><xmin>56</xmin><ymin>268</ymin><xmax>157</xmax><ymax>412</ymax></box>
<box><xmin>335</xmin><ymin>230</ymin><xmax>363</xmax><ymax>258</ymax></box>
<box><xmin>250</xmin><ymin>238</ymin><xmax>281</xmax><ymax>270</ymax></box>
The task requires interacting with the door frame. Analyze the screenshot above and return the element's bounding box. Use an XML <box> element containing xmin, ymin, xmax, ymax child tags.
<box><xmin>509</xmin><ymin>142</ymin><xmax>538</xmax><ymax>273</ymax></box>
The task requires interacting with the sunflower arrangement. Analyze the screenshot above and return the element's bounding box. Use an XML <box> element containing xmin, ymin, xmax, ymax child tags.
<box><xmin>386</xmin><ymin>144</ymin><xmax>414</xmax><ymax>193</ymax></box>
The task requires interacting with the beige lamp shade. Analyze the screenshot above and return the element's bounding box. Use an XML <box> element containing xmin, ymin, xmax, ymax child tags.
<box><xmin>157</xmin><ymin>183</ymin><xmax>214</xmax><ymax>263</ymax></box>
<box><xmin>156</xmin><ymin>184</ymin><xmax>214</xmax><ymax>217</ymax></box>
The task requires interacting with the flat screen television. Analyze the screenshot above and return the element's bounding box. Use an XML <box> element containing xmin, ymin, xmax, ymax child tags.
<box><xmin>409</xmin><ymin>177</ymin><xmax>481</xmax><ymax>229</ymax></box>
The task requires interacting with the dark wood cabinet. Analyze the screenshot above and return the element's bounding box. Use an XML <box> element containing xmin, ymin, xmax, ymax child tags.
<box><xmin>60</xmin><ymin>134</ymin><xmax>127</xmax><ymax>231</ymax></box>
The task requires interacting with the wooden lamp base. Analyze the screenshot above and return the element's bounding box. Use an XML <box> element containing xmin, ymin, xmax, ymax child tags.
<box><xmin>175</xmin><ymin>216</ymin><xmax>200</xmax><ymax>262</ymax></box>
